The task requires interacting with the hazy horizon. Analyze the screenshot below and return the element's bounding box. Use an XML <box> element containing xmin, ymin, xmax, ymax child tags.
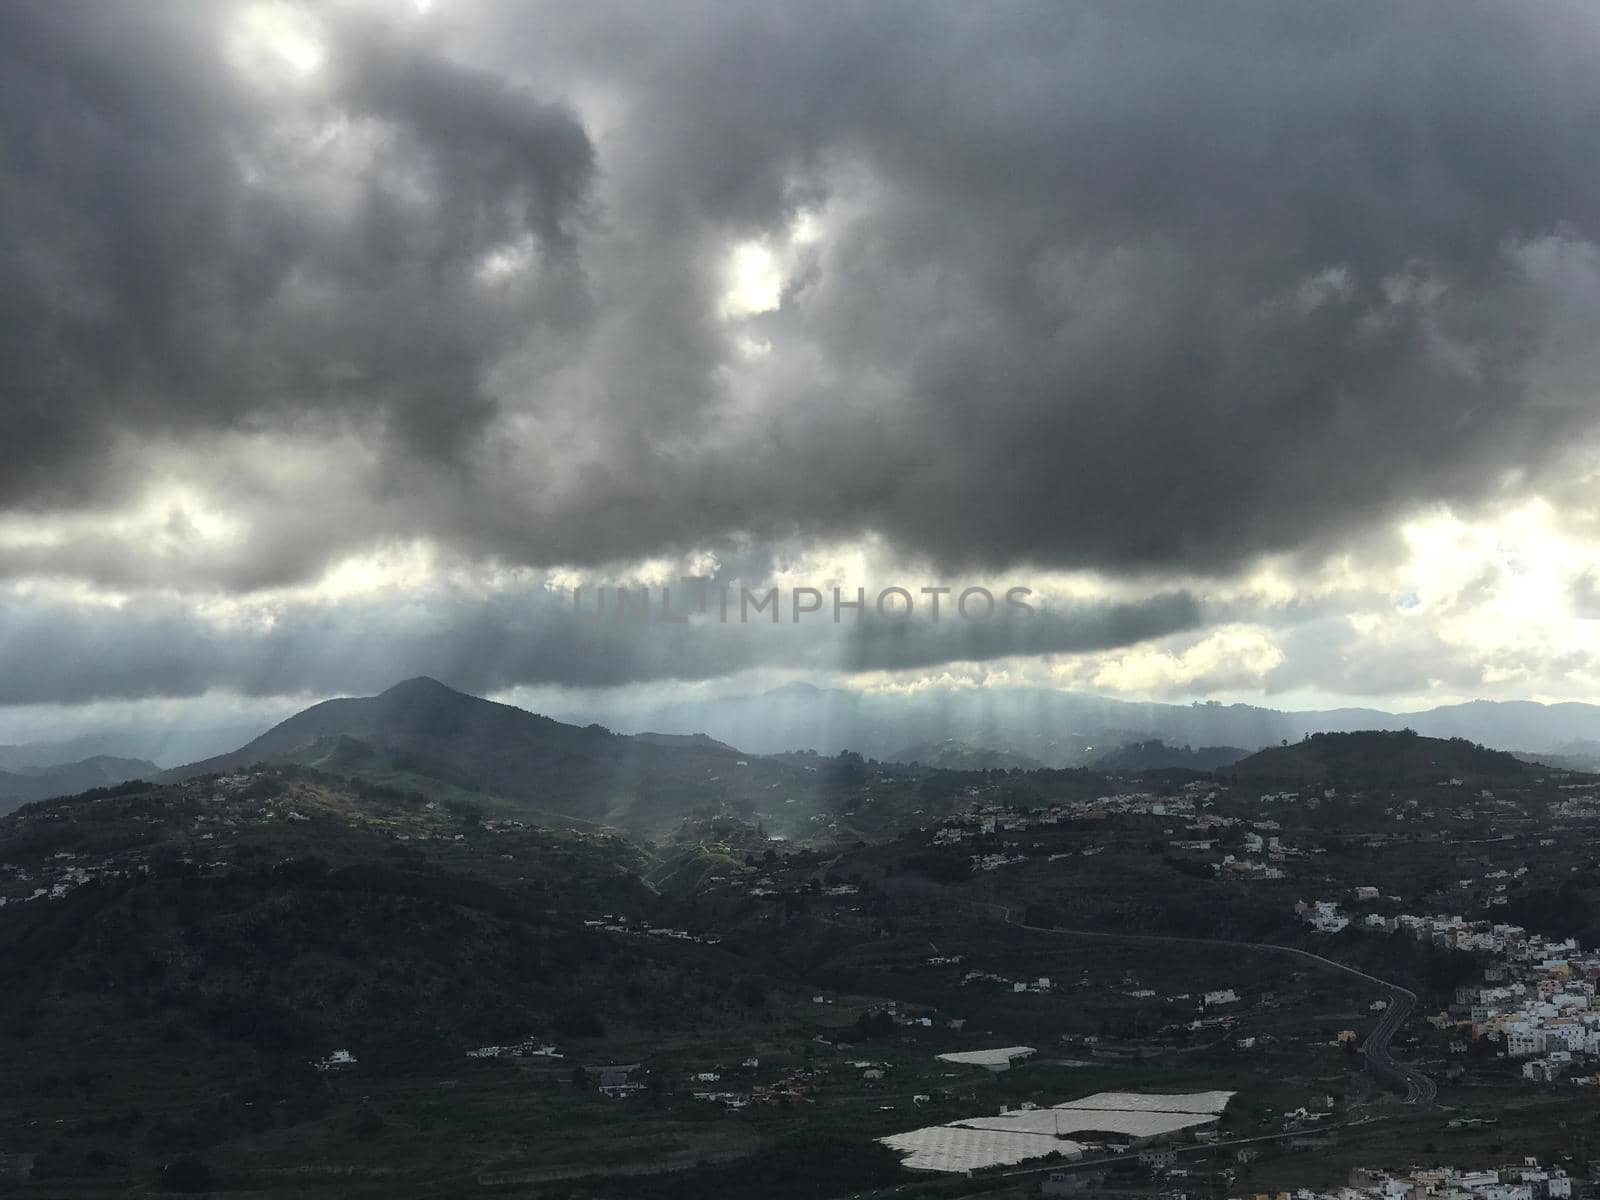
<box><xmin>8</xmin><ymin>674</ymin><xmax>1600</xmax><ymax>774</ymax></box>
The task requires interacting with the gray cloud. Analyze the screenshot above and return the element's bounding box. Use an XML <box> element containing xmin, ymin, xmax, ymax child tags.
<box><xmin>1573</xmin><ymin>570</ymin><xmax>1600</xmax><ymax>620</ymax></box>
<box><xmin>1261</xmin><ymin>614</ymin><xmax>1595</xmax><ymax>700</ymax></box>
<box><xmin>5</xmin><ymin>1</ymin><xmax>1600</xmax><ymax>705</ymax></box>
<box><xmin>0</xmin><ymin>1</ymin><xmax>591</xmax><ymax>508</ymax></box>
<box><xmin>0</xmin><ymin>583</ymin><xmax>1203</xmax><ymax>705</ymax></box>
<box><xmin>838</xmin><ymin>590</ymin><xmax>1203</xmax><ymax>674</ymax></box>
<box><xmin>5</xmin><ymin>2</ymin><xmax>1600</xmax><ymax>576</ymax></box>
<box><xmin>444</xmin><ymin>0</ymin><xmax>1600</xmax><ymax>575</ymax></box>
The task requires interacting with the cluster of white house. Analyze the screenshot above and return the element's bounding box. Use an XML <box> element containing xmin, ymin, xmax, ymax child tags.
<box><xmin>466</xmin><ymin>1037</ymin><xmax>562</xmax><ymax>1060</ymax></box>
<box><xmin>1454</xmin><ymin>945</ymin><xmax>1600</xmax><ymax>1083</ymax></box>
<box><xmin>929</xmin><ymin>787</ymin><xmax>1223</xmax><ymax>848</ymax></box>
<box><xmin>1298</xmin><ymin>899</ymin><xmax>1353</xmax><ymax>933</ymax></box>
<box><xmin>1401</xmin><ymin>916</ymin><xmax>1600</xmax><ymax>1080</ymax></box>
<box><xmin>1315</xmin><ymin>1159</ymin><xmax>1574</xmax><ymax>1200</ymax></box>
<box><xmin>1551</xmin><ymin>792</ymin><xmax>1600</xmax><ymax>820</ymax></box>
<box><xmin>929</xmin><ymin>801</ymin><xmax>1078</xmax><ymax>845</ymax></box>
<box><xmin>957</xmin><ymin>973</ymin><xmax>1055</xmax><ymax>994</ymax></box>
<box><xmin>0</xmin><ymin>851</ymin><xmax>100</xmax><ymax>905</ymax></box>
<box><xmin>1219</xmin><ymin>855</ymin><xmax>1288</xmax><ymax>881</ymax></box>
<box><xmin>1301</xmin><ymin>899</ymin><xmax>1600</xmax><ymax>1083</ymax></box>
<box><xmin>580</xmin><ymin>912</ymin><xmax>720</xmax><ymax>945</ymax></box>
<box><xmin>1168</xmin><ymin>811</ymin><xmax>1319</xmax><ymax>884</ymax></box>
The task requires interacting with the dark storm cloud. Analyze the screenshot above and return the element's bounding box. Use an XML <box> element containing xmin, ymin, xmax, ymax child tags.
<box><xmin>5</xmin><ymin>0</ymin><xmax>1600</xmax><ymax>704</ymax></box>
<box><xmin>6</xmin><ymin>0</ymin><xmax>1600</xmax><ymax>573</ymax></box>
<box><xmin>839</xmin><ymin>591</ymin><xmax>1203</xmax><ymax>674</ymax></box>
<box><xmin>5</xmin><ymin>2</ymin><xmax>1599</xmax><ymax>562</ymax></box>
<box><xmin>450</xmin><ymin>0</ymin><xmax>1600</xmax><ymax>574</ymax></box>
<box><xmin>0</xmin><ymin>0</ymin><xmax>591</xmax><ymax>507</ymax></box>
<box><xmin>0</xmin><ymin>585</ymin><xmax>1203</xmax><ymax>704</ymax></box>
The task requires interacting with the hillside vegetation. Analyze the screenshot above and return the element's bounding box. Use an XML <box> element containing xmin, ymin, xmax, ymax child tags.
<box><xmin>0</xmin><ymin>756</ymin><xmax>159</xmax><ymax>817</ymax></box>
<box><xmin>1223</xmin><ymin>730</ymin><xmax>1537</xmax><ymax>788</ymax></box>
<box><xmin>167</xmin><ymin>678</ymin><xmax>836</xmax><ymax>840</ymax></box>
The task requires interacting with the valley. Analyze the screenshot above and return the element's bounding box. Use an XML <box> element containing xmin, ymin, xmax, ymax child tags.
<box><xmin>4</xmin><ymin>683</ymin><xmax>1600</xmax><ymax>1195</ymax></box>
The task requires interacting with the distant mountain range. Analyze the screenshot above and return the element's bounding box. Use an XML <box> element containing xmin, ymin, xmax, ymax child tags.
<box><xmin>552</xmin><ymin>683</ymin><xmax>1600</xmax><ymax>768</ymax></box>
<box><xmin>166</xmin><ymin>677</ymin><xmax>824</xmax><ymax>838</ymax></box>
<box><xmin>8</xmin><ymin>681</ymin><xmax>1599</xmax><ymax>822</ymax></box>
<box><xmin>0</xmin><ymin>722</ymin><xmax>278</xmax><ymax>774</ymax></box>
<box><xmin>121</xmin><ymin>678</ymin><xmax>1587</xmax><ymax>844</ymax></box>
<box><xmin>0</xmin><ymin>755</ymin><xmax>159</xmax><ymax>816</ymax></box>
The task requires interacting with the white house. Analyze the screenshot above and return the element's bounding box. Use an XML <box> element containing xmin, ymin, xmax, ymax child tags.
<box><xmin>1505</xmin><ymin>1023</ymin><xmax>1541</xmax><ymax>1058</ymax></box>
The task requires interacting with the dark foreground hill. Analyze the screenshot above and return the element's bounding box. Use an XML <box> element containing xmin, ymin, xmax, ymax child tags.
<box><xmin>1222</xmin><ymin>729</ymin><xmax>1543</xmax><ymax>787</ymax></box>
<box><xmin>0</xmin><ymin>769</ymin><xmax>852</xmax><ymax>1193</ymax></box>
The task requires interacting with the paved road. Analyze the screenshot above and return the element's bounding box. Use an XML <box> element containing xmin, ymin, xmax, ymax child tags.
<box><xmin>979</xmin><ymin>903</ymin><xmax>1437</xmax><ymax>1107</ymax></box>
<box><xmin>477</xmin><ymin>1147</ymin><xmax>755</xmax><ymax>1186</ymax></box>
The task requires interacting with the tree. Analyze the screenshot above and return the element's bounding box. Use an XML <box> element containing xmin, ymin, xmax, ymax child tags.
<box><xmin>445</xmin><ymin>798</ymin><xmax>483</xmax><ymax>828</ymax></box>
<box><xmin>159</xmin><ymin>1157</ymin><xmax>212</xmax><ymax>1193</ymax></box>
<box><xmin>853</xmin><ymin>1009</ymin><xmax>896</xmax><ymax>1039</ymax></box>
<box><xmin>734</xmin><ymin>976</ymin><xmax>768</xmax><ymax>1009</ymax></box>
<box><xmin>553</xmin><ymin>1006</ymin><xmax>605</xmax><ymax>1038</ymax></box>
<box><xmin>353</xmin><ymin>1105</ymin><xmax>384</xmax><ymax>1140</ymax></box>
<box><xmin>646</xmin><ymin>1070</ymin><xmax>669</xmax><ymax>1108</ymax></box>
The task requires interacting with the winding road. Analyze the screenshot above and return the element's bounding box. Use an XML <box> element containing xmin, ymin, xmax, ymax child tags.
<box><xmin>978</xmin><ymin>902</ymin><xmax>1437</xmax><ymax>1106</ymax></box>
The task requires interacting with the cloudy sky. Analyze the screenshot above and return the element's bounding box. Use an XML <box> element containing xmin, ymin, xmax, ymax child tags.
<box><xmin>4</xmin><ymin>0</ymin><xmax>1600</xmax><ymax>741</ymax></box>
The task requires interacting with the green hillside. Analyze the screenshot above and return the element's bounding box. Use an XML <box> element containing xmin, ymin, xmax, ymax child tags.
<box><xmin>167</xmin><ymin>678</ymin><xmax>828</xmax><ymax>840</ymax></box>
<box><xmin>1223</xmin><ymin>729</ymin><xmax>1545</xmax><ymax>788</ymax></box>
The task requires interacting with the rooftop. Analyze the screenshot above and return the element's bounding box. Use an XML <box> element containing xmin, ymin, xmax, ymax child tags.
<box><xmin>951</xmin><ymin>1108</ymin><xmax>1218</xmax><ymax>1139</ymax></box>
<box><xmin>1053</xmin><ymin>1090</ymin><xmax>1234</xmax><ymax>1115</ymax></box>
<box><xmin>879</xmin><ymin>1125</ymin><xmax>1086</xmax><ymax>1174</ymax></box>
<box><xmin>879</xmin><ymin>1089</ymin><xmax>1235</xmax><ymax>1175</ymax></box>
<box><xmin>934</xmin><ymin>1045</ymin><xmax>1037</xmax><ymax>1067</ymax></box>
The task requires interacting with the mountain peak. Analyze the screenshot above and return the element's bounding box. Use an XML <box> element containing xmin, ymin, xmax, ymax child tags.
<box><xmin>379</xmin><ymin>676</ymin><xmax>464</xmax><ymax>700</ymax></box>
<box><xmin>762</xmin><ymin>680</ymin><xmax>825</xmax><ymax>699</ymax></box>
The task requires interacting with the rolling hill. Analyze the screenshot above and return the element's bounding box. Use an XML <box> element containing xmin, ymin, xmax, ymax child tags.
<box><xmin>167</xmin><ymin>678</ymin><xmax>822</xmax><ymax>838</ymax></box>
<box><xmin>553</xmin><ymin>684</ymin><xmax>1600</xmax><ymax>766</ymax></box>
<box><xmin>0</xmin><ymin>765</ymin><xmax>807</xmax><ymax>1191</ymax></box>
<box><xmin>1221</xmin><ymin>730</ymin><xmax>1547</xmax><ymax>788</ymax></box>
<box><xmin>0</xmin><ymin>755</ymin><xmax>159</xmax><ymax>816</ymax></box>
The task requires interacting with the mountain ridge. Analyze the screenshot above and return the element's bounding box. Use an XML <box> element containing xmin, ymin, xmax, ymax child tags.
<box><xmin>0</xmin><ymin>754</ymin><xmax>160</xmax><ymax>816</ymax></box>
<box><xmin>166</xmin><ymin>678</ymin><xmax>822</xmax><ymax>838</ymax></box>
<box><xmin>552</xmin><ymin>685</ymin><xmax>1600</xmax><ymax>766</ymax></box>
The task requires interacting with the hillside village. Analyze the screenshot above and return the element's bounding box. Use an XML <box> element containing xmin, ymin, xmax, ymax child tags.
<box><xmin>1267</xmin><ymin>1158</ymin><xmax>1577</xmax><ymax>1200</ymax></box>
<box><xmin>1296</xmin><ymin>899</ymin><xmax>1600</xmax><ymax>1086</ymax></box>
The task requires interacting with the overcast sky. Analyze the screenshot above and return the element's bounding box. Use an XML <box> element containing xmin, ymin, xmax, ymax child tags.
<box><xmin>4</xmin><ymin>0</ymin><xmax>1600</xmax><ymax>739</ymax></box>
